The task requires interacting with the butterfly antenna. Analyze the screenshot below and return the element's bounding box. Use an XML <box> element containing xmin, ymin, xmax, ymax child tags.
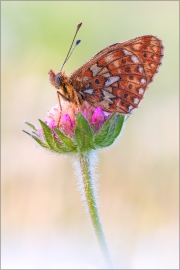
<box><xmin>60</xmin><ymin>22</ymin><xmax>82</xmax><ymax>71</ymax></box>
<box><xmin>63</xmin><ymin>39</ymin><xmax>81</xmax><ymax>67</ymax></box>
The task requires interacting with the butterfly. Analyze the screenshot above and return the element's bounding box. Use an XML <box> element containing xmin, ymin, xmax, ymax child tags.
<box><xmin>49</xmin><ymin>22</ymin><xmax>164</xmax><ymax>114</ymax></box>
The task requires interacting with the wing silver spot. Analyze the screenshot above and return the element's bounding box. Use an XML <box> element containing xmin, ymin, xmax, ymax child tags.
<box><xmin>140</xmin><ymin>78</ymin><xmax>146</xmax><ymax>84</ymax></box>
<box><xmin>123</xmin><ymin>49</ymin><xmax>132</xmax><ymax>55</ymax></box>
<box><xmin>138</xmin><ymin>66</ymin><xmax>143</xmax><ymax>73</ymax></box>
<box><xmin>133</xmin><ymin>98</ymin><xmax>139</xmax><ymax>104</ymax></box>
<box><xmin>131</xmin><ymin>55</ymin><xmax>140</xmax><ymax>63</ymax></box>
<box><xmin>138</xmin><ymin>88</ymin><xmax>144</xmax><ymax>94</ymax></box>
<box><xmin>84</xmin><ymin>89</ymin><xmax>94</xmax><ymax>94</ymax></box>
<box><xmin>128</xmin><ymin>105</ymin><xmax>134</xmax><ymax>112</ymax></box>
<box><xmin>105</xmin><ymin>76</ymin><xmax>120</xmax><ymax>86</ymax></box>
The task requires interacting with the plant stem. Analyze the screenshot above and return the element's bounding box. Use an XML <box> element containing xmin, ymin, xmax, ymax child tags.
<box><xmin>79</xmin><ymin>152</ymin><xmax>114</xmax><ymax>269</ymax></box>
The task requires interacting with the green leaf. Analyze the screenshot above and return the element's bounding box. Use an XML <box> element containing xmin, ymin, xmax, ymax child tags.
<box><xmin>22</xmin><ymin>130</ymin><xmax>49</xmax><ymax>149</ymax></box>
<box><xmin>94</xmin><ymin>113</ymin><xmax>125</xmax><ymax>148</ymax></box>
<box><xmin>54</xmin><ymin>128</ymin><xmax>77</xmax><ymax>151</ymax></box>
<box><xmin>75</xmin><ymin>113</ymin><xmax>95</xmax><ymax>152</ymax></box>
<box><xmin>39</xmin><ymin>120</ymin><xmax>71</xmax><ymax>153</ymax></box>
<box><xmin>24</xmin><ymin>121</ymin><xmax>37</xmax><ymax>131</ymax></box>
<box><xmin>94</xmin><ymin>112</ymin><xmax>116</xmax><ymax>145</ymax></box>
<box><xmin>102</xmin><ymin>114</ymin><xmax>125</xmax><ymax>147</ymax></box>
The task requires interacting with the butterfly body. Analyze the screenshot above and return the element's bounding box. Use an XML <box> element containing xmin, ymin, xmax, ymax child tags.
<box><xmin>48</xmin><ymin>70</ymin><xmax>84</xmax><ymax>106</ymax></box>
<box><xmin>49</xmin><ymin>35</ymin><xmax>164</xmax><ymax>114</ymax></box>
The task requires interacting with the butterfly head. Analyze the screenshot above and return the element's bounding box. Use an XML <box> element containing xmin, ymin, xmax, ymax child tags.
<box><xmin>48</xmin><ymin>69</ymin><xmax>66</xmax><ymax>89</ymax></box>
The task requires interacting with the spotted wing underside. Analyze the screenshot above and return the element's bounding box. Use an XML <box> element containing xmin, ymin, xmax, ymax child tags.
<box><xmin>69</xmin><ymin>36</ymin><xmax>164</xmax><ymax>113</ymax></box>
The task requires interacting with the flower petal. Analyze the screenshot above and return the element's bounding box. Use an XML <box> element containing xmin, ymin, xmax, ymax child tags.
<box><xmin>91</xmin><ymin>107</ymin><xmax>105</xmax><ymax>132</ymax></box>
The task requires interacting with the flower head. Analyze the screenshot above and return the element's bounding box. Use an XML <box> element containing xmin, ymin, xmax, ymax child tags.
<box><xmin>23</xmin><ymin>100</ymin><xmax>125</xmax><ymax>154</ymax></box>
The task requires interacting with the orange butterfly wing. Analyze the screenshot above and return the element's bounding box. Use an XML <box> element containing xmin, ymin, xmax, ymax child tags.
<box><xmin>69</xmin><ymin>35</ymin><xmax>164</xmax><ymax>113</ymax></box>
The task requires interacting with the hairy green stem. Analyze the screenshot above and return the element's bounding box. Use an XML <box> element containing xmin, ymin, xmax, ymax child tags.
<box><xmin>79</xmin><ymin>152</ymin><xmax>114</xmax><ymax>269</ymax></box>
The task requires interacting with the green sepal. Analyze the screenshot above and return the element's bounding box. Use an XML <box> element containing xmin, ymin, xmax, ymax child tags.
<box><xmin>54</xmin><ymin>128</ymin><xmax>77</xmax><ymax>152</ymax></box>
<box><xmin>39</xmin><ymin>120</ymin><xmax>71</xmax><ymax>153</ymax></box>
<box><xmin>75</xmin><ymin>113</ymin><xmax>95</xmax><ymax>152</ymax></box>
<box><xmin>94</xmin><ymin>112</ymin><xmax>117</xmax><ymax>146</ymax></box>
<box><xmin>32</xmin><ymin>131</ymin><xmax>41</xmax><ymax>138</ymax></box>
<box><xmin>111</xmin><ymin>114</ymin><xmax>125</xmax><ymax>144</ymax></box>
<box><xmin>94</xmin><ymin>113</ymin><xmax>125</xmax><ymax>148</ymax></box>
<box><xmin>24</xmin><ymin>121</ymin><xmax>37</xmax><ymax>131</ymax></box>
<box><xmin>22</xmin><ymin>130</ymin><xmax>49</xmax><ymax>149</ymax></box>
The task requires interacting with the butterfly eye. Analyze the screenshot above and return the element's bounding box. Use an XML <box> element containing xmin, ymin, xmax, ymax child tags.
<box><xmin>55</xmin><ymin>74</ymin><xmax>62</xmax><ymax>86</ymax></box>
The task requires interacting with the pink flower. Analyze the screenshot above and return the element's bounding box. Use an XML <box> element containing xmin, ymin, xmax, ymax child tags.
<box><xmin>24</xmin><ymin>99</ymin><xmax>125</xmax><ymax>153</ymax></box>
<box><xmin>39</xmin><ymin>100</ymin><xmax>109</xmax><ymax>138</ymax></box>
<box><xmin>90</xmin><ymin>107</ymin><xmax>105</xmax><ymax>132</ymax></box>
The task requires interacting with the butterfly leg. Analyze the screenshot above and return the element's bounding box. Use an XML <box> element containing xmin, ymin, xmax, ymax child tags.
<box><xmin>56</xmin><ymin>91</ymin><xmax>62</xmax><ymax>128</ymax></box>
<box><xmin>56</xmin><ymin>91</ymin><xmax>70</xmax><ymax>127</ymax></box>
<box><xmin>57</xmin><ymin>90</ymin><xmax>70</xmax><ymax>102</ymax></box>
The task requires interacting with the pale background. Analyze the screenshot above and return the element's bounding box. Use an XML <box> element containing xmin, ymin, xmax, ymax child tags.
<box><xmin>1</xmin><ymin>1</ymin><xmax>179</xmax><ymax>269</ymax></box>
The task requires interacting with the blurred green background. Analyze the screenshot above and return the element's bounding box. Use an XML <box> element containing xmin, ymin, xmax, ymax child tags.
<box><xmin>2</xmin><ymin>1</ymin><xmax>179</xmax><ymax>269</ymax></box>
